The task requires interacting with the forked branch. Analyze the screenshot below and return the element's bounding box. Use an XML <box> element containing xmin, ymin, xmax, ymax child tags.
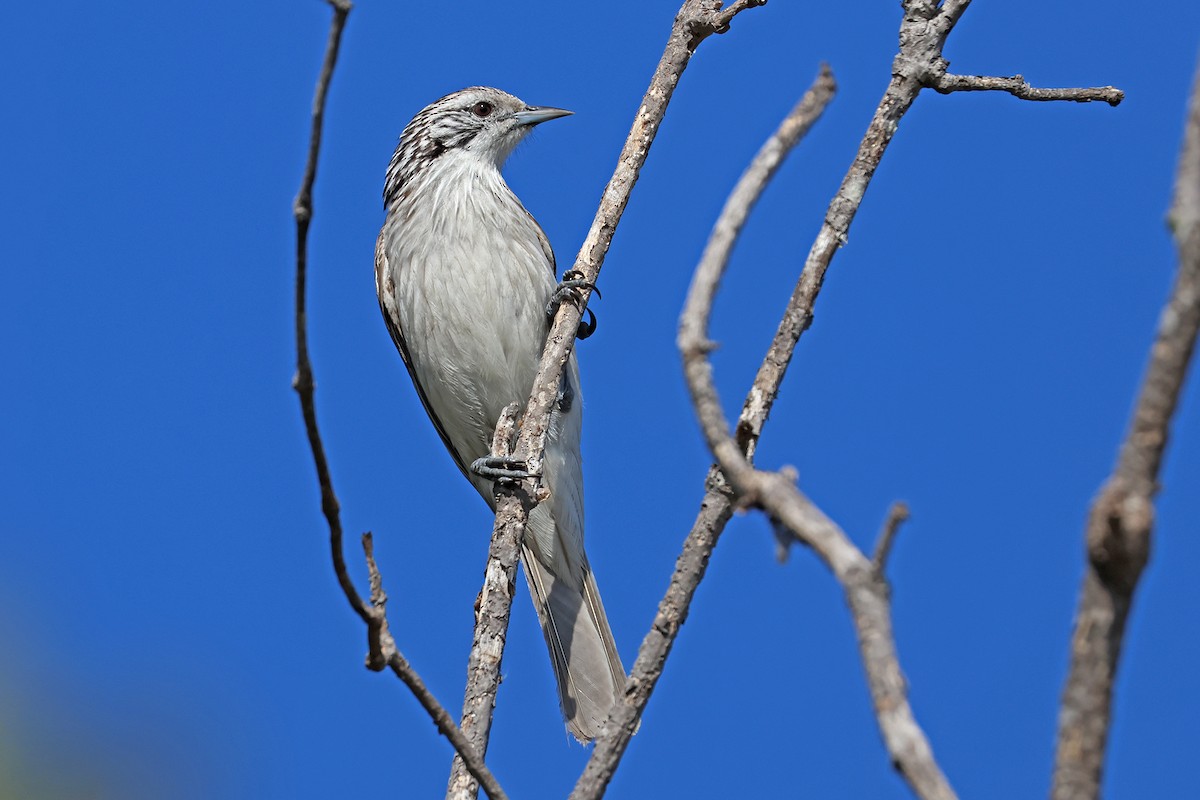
<box><xmin>678</xmin><ymin>2</ymin><xmax>1124</xmax><ymax>798</ymax></box>
<box><xmin>676</xmin><ymin>57</ymin><xmax>954</xmax><ymax>799</ymax></box>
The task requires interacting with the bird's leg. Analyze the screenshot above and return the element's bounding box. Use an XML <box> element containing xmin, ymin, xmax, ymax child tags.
<box><xmin>470</xmin><ymin>455</ymin><xmax>537</xmax><ymax>483</ymax></box>
<box><xmin>546</xmin><ymin>269</ymin><xmax>600</xmax><ymax>340</ymax></box>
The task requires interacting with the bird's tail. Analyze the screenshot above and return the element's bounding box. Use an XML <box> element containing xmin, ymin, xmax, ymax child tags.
<box><xmin>520</xmin><ymin>544</ymin><xmax>626</xmax><ymax>742</ymax></box>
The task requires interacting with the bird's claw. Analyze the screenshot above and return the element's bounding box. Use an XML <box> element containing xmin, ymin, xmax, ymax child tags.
<box><xmin>546</xmin><ymin>270</ymin><xmax>600</xmax><ymax>340</ymax></box>
<box><xmin>470</xmin><ymin>455</ymin><xmax>537</xmax><ymax>483</ymax></box>
<box><xmin>576</xmin><ymin>308</ymin><xmax>597</xmax><ymax>339</ymax></box>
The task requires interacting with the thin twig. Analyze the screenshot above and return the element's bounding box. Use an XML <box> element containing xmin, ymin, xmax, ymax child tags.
<box><xmin>445</xmin><ymin>2</ymin><xmax>766</xmax><ymax>798</ymax></box>
<box><xmin>679</xmin><ymin>61</ymin><xmax>838</xmax><ymax>369</ymax></box>
<box><xmin>359</xmin><ymin>537</ymin><xmax>509</xmax><ymax>800</ymax></box>
<box><xmin>933</xmin><ymin>74</ymin><xmax>1124</xmax><ymax>105</ymax></box>
<box><xmin>1050</xmin><ymin>54</ymin><xmax>1200</xmax><ymax>800</ymax></box>
<box><xmin>710</xmin><ymin>0</ymin><xmax>767</xmax><ymax>34</ymax></box>
<box><xmin>872</xmin><ymin>501</ymin><xmax>911</xmax><ymax>574</ymax></box>
<box><xmin>291</xmin><ymin>4</ymin><xmax>507</xmax><ymax>797</ymax></box>
<box><xmin>385</xmin><ymin>652</ymin><xmax>508</xmax><ymax>800</ymax></box>
<box><xmin>362</xmin><ymin>533</ymin><xmax>391</xmax><ymax>671</ymax></box>
<box><xmin>292</xmin><ymin>0</ymin><xmax>369</xmax><ymax>626</ymax></box>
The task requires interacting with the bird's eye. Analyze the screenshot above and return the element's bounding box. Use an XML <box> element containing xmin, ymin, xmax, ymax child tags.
<box><xmin>471</xmin><ymin>101</ymin><xmax>494</xmax><ymax>117</ymax></box>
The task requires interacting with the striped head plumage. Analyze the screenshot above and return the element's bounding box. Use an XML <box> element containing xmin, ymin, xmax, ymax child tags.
<box><xmin>383</xmin><ymin>87</ymin><xmax>571</xmax><ymax>208</ymax></box>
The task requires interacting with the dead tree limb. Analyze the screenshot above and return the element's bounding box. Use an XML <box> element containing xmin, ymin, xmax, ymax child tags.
<box><xmin>678</xmin><ymin>2</ymin><xmax>1124</xmax><ymax>798</ymax></box>
<box><xmin>1050</xmin><ymin>55</ymin><xmax>1200</xmax><ymax>800</ymax></box>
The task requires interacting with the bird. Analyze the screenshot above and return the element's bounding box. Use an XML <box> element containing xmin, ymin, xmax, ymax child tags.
<box><xmin>374</xmin><ymin>86</ymin><xmax>626</xmax><ymax>741</ymax></box>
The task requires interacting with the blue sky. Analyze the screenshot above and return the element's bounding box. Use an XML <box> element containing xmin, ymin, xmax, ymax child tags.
<box><xmin>3</xmin><ymin>2</ymin><xmax>1199</xmax><ymax>798</ymax></box>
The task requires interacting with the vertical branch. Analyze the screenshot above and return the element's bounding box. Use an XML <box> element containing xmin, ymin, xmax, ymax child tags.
<box><xmin>446</xmin><ymin>405</ymin><xmax>522</xmax><ymax>800</ymax></box>
<box><xmin>291</xmin><ymin>0</ymin><xmax>368</xmax><ymax>626</ymax></box>
<box><xmin>1051</xmin><ymin>55</ymin><xmax>1200</xmax><ymax>800</ymax></box>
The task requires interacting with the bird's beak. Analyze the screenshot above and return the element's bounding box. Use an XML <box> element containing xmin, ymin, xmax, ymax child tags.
<box><xmin>513</xmin><ymin>106</ymin><xmax>573</xmax><ymax>127</ymax></box>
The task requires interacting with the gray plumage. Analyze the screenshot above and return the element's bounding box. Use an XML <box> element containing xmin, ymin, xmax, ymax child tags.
<box><xmin>375</xmin><ymin>87</ymin><xmax>625</xmax><ymax>741</ymax></box>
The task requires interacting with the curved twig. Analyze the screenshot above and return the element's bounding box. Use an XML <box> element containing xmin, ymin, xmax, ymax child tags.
<box><xmin>292</xmin><ymin>0</ymin><xmax>368</xmax><ymax>627</ymax></box>
<box><xmin>290</xmin><ymin>3</ymin><xmax>506</xmax><ymax>798</ymax></box>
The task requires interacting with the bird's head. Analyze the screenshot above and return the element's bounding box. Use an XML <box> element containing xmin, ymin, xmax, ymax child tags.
<box><xmin>385</xmin><ymin>87</ymin><xmax>571</xmax><ymax>205</ymax></box>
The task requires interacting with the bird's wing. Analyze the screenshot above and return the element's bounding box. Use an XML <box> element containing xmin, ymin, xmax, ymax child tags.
<box><xmin>527</xmin><ymin>206</ymin><xmax>557</xmax><ymax>277</ymax></box>
<box><xmin>374</xmin><ymin>229</ymin><xmax>471</xmax><ymax>481</ymax></box>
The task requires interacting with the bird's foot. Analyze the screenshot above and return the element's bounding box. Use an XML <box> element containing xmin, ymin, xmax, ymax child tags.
<box><xmin>546</xmin><ymin>270</ymin><xmax>600</xmax><ymax>340</ymax></box>
<box><xmin>470</xmin><ymin>455</ymin><xmax>537</xmax><ymax>483</ymax></box>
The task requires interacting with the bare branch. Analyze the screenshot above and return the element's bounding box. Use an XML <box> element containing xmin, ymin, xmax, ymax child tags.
<box><xmin>734</xmin><ymin>1</ymin><xmax>1121</xmax><ymax>464</ymax></box>
<box><xmin>683</xmin><ymin>304</ymin><xmax>957</xmax><ymax>798</ymax></box>
<box><xmin>447</xmin><ymin>404</ymin><xmax>522</xmax><ymax>800</ymax></box>
<box><xmin>358</xmin><ymin>536</ymin><xmax>510</xmax><ymax>800</ymax></box>
<box><xmin>569</xmin><ymin>468</ymin><xmax>736</xmax><ymax>800</ymax></box>
<box><xmin>362</xmin><ymin>532</ymin><xmax>392</xmax><ymax>672</ymax></box>
<box><xmin>290</xmin><ymin>6</ymin><xmax>507</xmax><ymax>797</ymax></box>
<box><xmin>733</xmin><ymin>36</ymin><xmax>929</xmax><ymax>459</ymax></box>
<box><xmin>933</xmin><ymin>73</ymin><xmax>1124</xmax><ymax>105</ymax></box>
<box><xmin>679</xmin><ymin>62</ymin><xmax>837</xmax><ymax>368</ymax></box>
<box><xmin>872</xmin><ymin>501</ymin><xmax>911</xmax><ymax>574</ymax></box>
<box><xmin>931</xmin><ymin>0</ymin><xmax>971</xmax><ymax>33</ymax></box>
<box><xmin>292</xmin><ymin>0</ymin><xmax>368</xmax><ymax>627</ymax></box>
<box><xmin>1051</xmin><ymin>55</ymin><xmax>1200</xmax><ymax>800</ymax></box>
<box><xmin>677</xmin><ymin>0</ymin><xmax>1129</xmax><ymax>790</ymax></box>
<box><xmin>385</xmin><ymin>651</ymin><xmax>509</xmax><ymax>800</ymax></box>
<box><xmin>689</xmin><ymin>0</ymin><xmax>1121</xmax><ymax>794</ymax></box>
<box><xmin>774</xmin><ymin>482</ymin><xmax>954</xmax><ymax>800</ymax></box>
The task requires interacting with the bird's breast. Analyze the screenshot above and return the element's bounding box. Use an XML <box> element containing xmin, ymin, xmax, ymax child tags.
<box><xmin>381</xmin><ymin>166</ymin><xmax>557</xmax><ymax>457</ymax></box>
